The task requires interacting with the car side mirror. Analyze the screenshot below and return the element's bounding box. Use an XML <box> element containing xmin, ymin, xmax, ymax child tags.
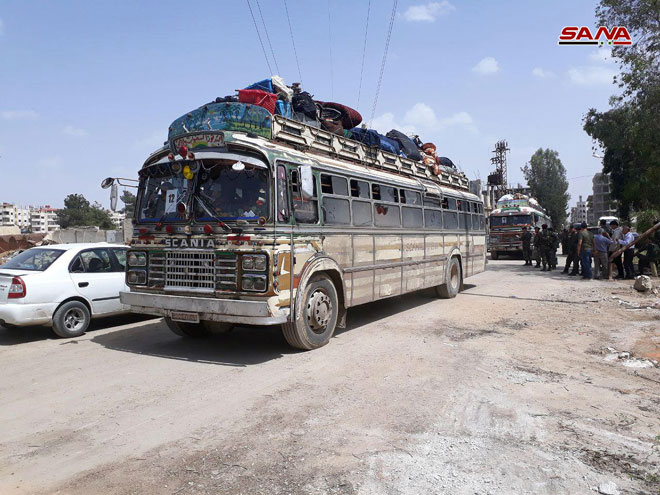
<box><xmin>299</xmin><ymin>165</ymin><xmax>314</xmax><ymax>200</ymax></box>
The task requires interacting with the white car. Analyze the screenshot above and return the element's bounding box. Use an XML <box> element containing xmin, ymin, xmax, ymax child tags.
<box><xmin>0</xmin><ymin>243</ymin><xmax>130</xmax><ymax>337</ymax></box>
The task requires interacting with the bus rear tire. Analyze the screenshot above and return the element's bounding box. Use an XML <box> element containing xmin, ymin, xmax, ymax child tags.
<box><xmin>281</xmin><ymin>274</ymin><xmax>339</xmax><ymax>350</ymax></box>
<box><xmin>491</xmin><ymin>251</ymin><xmax>499</xmax><ymax>260</ymax></box>
<box><xmin>436</xmin><ymin>257</ymin><xmax>462</xmax><ymax>299</ymax></box>
<box><xmin>164</xmin><ymin>317</ymin><xmax>211</xmax><ymax>338</ymax></box>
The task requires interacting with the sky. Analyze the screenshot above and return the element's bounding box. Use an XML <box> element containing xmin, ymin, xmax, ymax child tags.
<box><xmin>0</xmin><ymin>0</ymin><xmax>621</xmax><ymax>210</ymax></box>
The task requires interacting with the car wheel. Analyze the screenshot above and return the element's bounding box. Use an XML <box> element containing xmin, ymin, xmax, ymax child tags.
<box><xmin>491</xmin><ymin>251</ymin><xmax>499</xmax><ymax>260</ymax></box>
<box><xmin>164</xmin><ymin>318</ymin><xmax>211</xmax><ymax>338</ymax></box>
<box><xmin>52</xmin><ymin>301</ymin><xmax>91</xmax><ymax>338</ymax></box>
<box><xmin>436</xmin><ymin>257</ymin><xmax>462</xmax><ymax>299</ymax></box>
<box><xmin>281</xmin><ymin>274</ymin><xmax>339</xmax><ymax>350</ymax></box>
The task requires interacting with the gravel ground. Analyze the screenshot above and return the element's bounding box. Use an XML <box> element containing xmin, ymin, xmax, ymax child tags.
<box><xmin>0</xmin><ymin>257</ymin><xmax>658</xmax><ymax>494</ymax></box>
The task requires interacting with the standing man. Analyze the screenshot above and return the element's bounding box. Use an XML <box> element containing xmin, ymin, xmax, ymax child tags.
<box><xmin>563</xmin><ymin>224</ymin><xmax>578</xmax><ymax>274</ymax></box>
<box><xmin>577</xmin><ymin>221</ymin><xmax>594</xmax><ymax>280</ymax></box>
<box><xmin>560</xmin><ymin>227</ymin><xmax>569</xmax><ymax>255</ymax></box>
<box><xmin>533</xmin><ymin>226</ymin><xmax>542</xmax><ymax>268</ymax></box>
<box><xmin>593</xmin><ymin>229</ymin><xmax>614</xmax><ymax>279</ymax></box>
<box><xmin>539</xmin><ymin>224</ymin><xmax>551</xmax><ymax>271</ymax></box>
<box><xmin>548</xmin><ymin>227</ymin><xmax>559</xmax><ymax>270</ymax></box>
<box><xmin>521</xmin><ymin>226</ymin><xmax>533</xmax><ymax>266</ymax></box>
<box><xmin>618</xmin><ymin>224</ymin><xmax>636</xmax><ymax>279</ymax></box>
<box><xmin>609</xmin><ymin>220</ymin><xmax>624</xmax><ymax>279</ymax></box>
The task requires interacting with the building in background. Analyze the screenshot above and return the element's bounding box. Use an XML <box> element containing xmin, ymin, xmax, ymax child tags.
<box><xmin>590</xmin><ymin>173</ymin><xmax>617</xmax><ymax>222</ymax></box>
<box><xmin>109</xmin><ymin>211</ymin><xmax>126</xmax><ymax>229</ymax></box>
<box><xmin>30</xmin><ymin>206</ymin><xmax>60</xmax><ymax>233</ymax></box>
<box><xmin>0</xmin><ymin>203</ymin><xmax>32</xmax><ymax>231</ymax></box>
<box><xmin>570</xmin><ymin>195</ymin><xmax>588</xmax><ymax>224</ymax></box>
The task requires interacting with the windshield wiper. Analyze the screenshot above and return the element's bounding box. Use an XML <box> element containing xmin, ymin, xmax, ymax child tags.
<box><xmin>194</xmin><ymin>195</ymin><xmax>232</xmax><ymax>232</ymax></box>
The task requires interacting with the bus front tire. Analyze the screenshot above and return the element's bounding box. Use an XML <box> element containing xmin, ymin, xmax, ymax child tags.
<box><xmin>282</xmin><ymin>274</ymin><xmax>339</xmax><ymax>350</ymax></box>
<box><xmin>164</xmin><ymin>317</ymin><xmax>212</xmax><ymax>338</ymax></box>
<box><xmin>436</xmin><ymin>257</ymin><xmax>462</xmax><ymax>299</ymax></box>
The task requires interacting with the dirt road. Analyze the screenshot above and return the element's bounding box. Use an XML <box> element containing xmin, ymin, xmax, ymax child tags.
<box><xmin>1</xmin><ymin>258</ymin><xmax>659</xmax><ymax>494</ymax></box>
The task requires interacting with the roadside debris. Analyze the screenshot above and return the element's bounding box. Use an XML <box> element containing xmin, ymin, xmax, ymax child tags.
<box><xmin>603</xmin><ymin>347</ymin><xmax>658</xmax><ymax>369</ymax></box>
<box><xmin>633</xmin><ymin>275</ymin><xmax>652</xmax><ymax>292</ymax></box>
<box><xmin>597</xmin><ymin>481</ymin><xmax>620</xmax><ymax>495</ymax></box>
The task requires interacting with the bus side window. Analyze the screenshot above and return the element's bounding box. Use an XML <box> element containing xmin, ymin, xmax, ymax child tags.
<box><xmin>277</xmin><ymin>165</ymin><xmax>289</xmax><ymax>222</ymax></box>
<box><xmin>350</xmin><ymin>179</ymin><xmax>370</xmax><ymax>199</ymax></box>
<box><xmin>290</xmin><ymin>169</ymin><xmax>319</xmax><ymax>224</ymax></box>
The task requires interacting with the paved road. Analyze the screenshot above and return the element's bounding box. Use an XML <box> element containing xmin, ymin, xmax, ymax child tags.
<box><xmin>1</xmin><ymin>259</ymin><xmax>659</xmax><ymax>494</ymax></box>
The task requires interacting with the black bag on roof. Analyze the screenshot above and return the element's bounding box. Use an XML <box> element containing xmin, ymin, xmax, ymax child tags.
<box><xmin>350</xmin><ymin>127</ymin><xmax>381</xmax><ymax>148</ymax></box>
<box><xmin>438</xmin><ymin>156</ymin><xmax>456</xmax><ymax>168</ymax></box>
<box><xmin>292</xmin><ymin>91</ymin><xmax>318</xmax><ymax>120</ymax></box>
<box><xmin>386</xmin><ymin>129</ymin><xmax>422</xmax><ymax>161</ymax></box>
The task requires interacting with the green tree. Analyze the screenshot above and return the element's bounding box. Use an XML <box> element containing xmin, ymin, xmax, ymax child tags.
<box><xmin>583</xmin><ymin>0</ymin><xmax>660</xmax><ymax>217</ymax></box>
<box><xmin>120</xmin><ymin>190</ymin><xmax>136</xmax><ymax>217</ymax></box>
<box><xmin>57</xmin><ymin>194</ymin><xmax>114</xmax><ymax>230</ymax></box>
<box><xmin>521</xmin><ymin>148</ymin><xmax>570</xmax><ymax>227</ymax></box>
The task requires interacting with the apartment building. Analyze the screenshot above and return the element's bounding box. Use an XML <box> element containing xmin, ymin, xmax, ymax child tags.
<box><xmin>1</xmin><ymin>203</ymin><xmax>32</xmax><ymax>230</ymax></box>
<box><xmin>30</xmin><ymin>206</ymin><xmax>60</xmax><ymax>233</ymax></box>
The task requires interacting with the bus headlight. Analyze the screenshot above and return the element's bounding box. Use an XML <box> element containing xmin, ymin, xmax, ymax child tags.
<box><xmin>241</xmin><ymin>274</ymin><xmax>267</xmax><ymax>292</ymax></box>
<box><xmin>127</xmin><ymin>269</ymin><xmax>147</xmax><ymax>285</ymax></box>
<box><xmin>242</xmin><ymin>254</ymin><xmax>267</xmax><ymax>271</ymax></box>
<box><xmin>128</xmin><ymin>252</ymin><xmax>147</xmax><ymax>267</ymax></box>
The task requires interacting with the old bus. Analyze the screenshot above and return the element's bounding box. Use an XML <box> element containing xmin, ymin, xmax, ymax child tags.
<box><xmin>117</xmin><ymin>102</ymin><xmax>486</xmax><ymax>350</ymax></box>
<box><xmin>488</xmin><ymin>194</ymin><xmax>551</xmax><ymax>259</ymax></box>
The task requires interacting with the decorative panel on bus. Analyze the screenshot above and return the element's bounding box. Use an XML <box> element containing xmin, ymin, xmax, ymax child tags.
<box><xmin>168</xmin><ymin>102</ymin><xmax>272</xmax><ymax>142</ymax></box>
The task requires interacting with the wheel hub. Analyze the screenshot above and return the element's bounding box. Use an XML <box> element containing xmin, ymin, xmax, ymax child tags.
<box><xmin>64</xmin><ymin>308</ymin><xmax>84</xmax><ymax>331</ymax></box>
<box><xmin>306</xmin><ymin>289</ymin><xmax>332</xmax><ymax>332</ymax></box>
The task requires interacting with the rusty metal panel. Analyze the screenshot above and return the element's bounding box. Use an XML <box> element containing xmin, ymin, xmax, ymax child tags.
<box><xmin>375</xmin><ymin>235</ymin><xmax>401</xmax><ymax>262</ymax></box>
<box><xmin>402</xmin><ymin>235</ymin><xmax>425</xmax><ymax>261</ymax></box>
<box><xmin>350</xmin><ymin>269</ymin><xmax>374</xmax><ymax>306</ymax></box>
<box><xmin>377</xmin><ymin>266</ymin><xmax>402</xmax><ymax>298</ymax></box>
<box><xmin>352</xmin><ymin>235</ymin><xmax>373</xmax><ymax>267</ymax></box>
<box><xmin>322</xmin><ymin>234</ymin><xmax>352</xmax><ymax>269</ymax></box>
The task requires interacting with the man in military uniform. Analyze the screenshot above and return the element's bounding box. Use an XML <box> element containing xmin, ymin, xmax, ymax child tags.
<box><xmin>539</xmin><ymin>224</ymin><xmax>552</xmax><ymax>271</ymax></box>
<box><xmin>563</xmin><ymin>224</ymin><xmax>578</xmax><ymax>274</ymax></box>
<box><xmin>548</xmin><ymin>227</ymin><xmax>559</xmax><ymax>270</ymax></box>
<box><xmin>521</xmin><ymin>226</ymin><xmax>533</xmax><ymax>265</ymax></box>
<box><xmin>533</xmin><ymin>226</ymin><xmax>542</xmax><ymax>268</ymax></box>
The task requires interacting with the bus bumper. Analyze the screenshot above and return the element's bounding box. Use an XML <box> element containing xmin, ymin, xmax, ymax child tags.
<box><xmin>120</xmin><ymin>291</ymin><xmax>289</xmax><ymax>325</ymax></box>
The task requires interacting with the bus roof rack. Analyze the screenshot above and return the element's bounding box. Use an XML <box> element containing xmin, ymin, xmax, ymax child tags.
<box><xmin>271</xmin><ymin>115</ymin><xmax>470</xmax><ymax>192</ymax></box>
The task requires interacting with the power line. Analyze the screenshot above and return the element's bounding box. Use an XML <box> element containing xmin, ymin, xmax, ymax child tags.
<box><xmin>246</xmin><ymin>0</ymin><xmax>273</xmax><ymax>74</ymax></box>
<box><xmin>327</xmin><ymin>0</ymin><xmax>334</xmax><ymax>99</ymax></box>
<box><xmin>356</xmin><ymin>0</ymin><xmax>371</xmax><ymax>111</ymax></box>
<box><xmin>369</xmin><ymin>0</ymin><xmax>398</xmax><ymax>127</ymax></box>
<box><xmin>255</xmin><ymin>0</ymin><xmax>280</xmax><ymax>75</ymax></box>
<box><xmin>283</xmin><ymin>0</ymin><xmax>303</xmax><ymax>83</ymax></box>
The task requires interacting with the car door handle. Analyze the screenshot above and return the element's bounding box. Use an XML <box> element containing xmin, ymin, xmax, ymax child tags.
<box><xmin>78</xmin><ymin>282</ymin><xmax>89</xmax><ymax>288</ymax></box>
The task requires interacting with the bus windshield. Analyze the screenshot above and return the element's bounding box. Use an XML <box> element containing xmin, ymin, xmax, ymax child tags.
<box><xmin>490</xmin><ymin>214</ymin><xmax>531</xmax><ymax>227</ymax></box>
<box><xmin>138</xmin><ymin>170</ymin><xmax>193</xmax><ymax>222</ymax></box>
<box><xmin>194</xmin><ymin>160</ymin><xmax>269</xmax><ymax>222</ymax></box>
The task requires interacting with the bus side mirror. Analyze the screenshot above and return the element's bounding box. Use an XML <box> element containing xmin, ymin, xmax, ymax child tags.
<box><xmin>110</xmin><ymin>183</ymin><xmax>118</xmax><ymax>211</ymax></box>
<box><xmin>299</xmin><ymin>165</ymin><xmax>314</xmax><ymax>200</ymax></box>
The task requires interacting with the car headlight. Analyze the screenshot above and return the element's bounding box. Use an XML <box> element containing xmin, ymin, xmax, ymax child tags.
<box><xmin>242</xmin><ymin>254</ymin><xmax>267</xmax><ymax>271</ymax></box>
<box><xmin>127</xmin><ymin>269</ymin><xmax>147</xmax><ymax>285</ymax></box>
<box><xmin>241</xmin><ymin>274</ymin><xmax>267</xmax><ymax>292</ymax></box>
<box><xmin>128</xmin><ymin>251</ymin><xmax>147</xmax><ymax>267</ymax></box>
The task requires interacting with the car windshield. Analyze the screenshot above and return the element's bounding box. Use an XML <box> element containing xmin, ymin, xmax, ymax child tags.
<box><xmin>490</xmin><ymin>214</ymin><xmax>531</xmax><ymax>227</ymax></box>
<box><xmin>138</xmin><ymin>167</ymin><xmax>193</xmax><ymax>222</ymax></box>
<box><xmin>194</xmin><ymin>160</ymin><xmax>269</xmax><ymax>222</ymax></box>
<box><xmin>0</xmin><ymin>248</ymin><xmax>64</xmax><ymax>271</ymax></box>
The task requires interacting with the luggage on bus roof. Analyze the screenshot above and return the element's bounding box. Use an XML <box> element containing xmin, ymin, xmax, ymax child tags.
<box><xmin>386</xmin><ymin>129</ymin><xmax>422</xmax><ymax>161</ymax></box>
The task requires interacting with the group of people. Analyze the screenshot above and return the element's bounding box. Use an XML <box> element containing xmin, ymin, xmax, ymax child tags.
<box><xmin>520</xmin><ymin>219</ymin><xmax>660</xmax><ymax>280</ymax></box>
<box><xmin>521</xmin><ymin>224</ymin><xmax>560</xmax><ymax>271</ymax></box>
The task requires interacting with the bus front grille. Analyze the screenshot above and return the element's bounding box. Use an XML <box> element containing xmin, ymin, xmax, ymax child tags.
<box><xmin>163</xmin><ymin>251</ymin><xmax>218</xmax><ymax>292</ymax></box>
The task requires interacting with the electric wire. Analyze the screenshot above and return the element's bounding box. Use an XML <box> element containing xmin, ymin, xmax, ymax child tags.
<box><xmin>327</xmin><ymin>0</ymin><xmax>334</xmax><ymax>99</ymax></box>
<box><xmin>356</xmin><ymin>0</ymin><xmax>371</xmax><ymax>111</ymax></box>
<box><xmin>369</xmin><ymin>0</ymin><xmax>398</xmax><ymax>127</ymax></box>
<box><xmin>246</xmin><ymin>0</ymin><xmax>273</xmax><ymax>74</ymax></box>
<box><xmin>283</xmin><ymin>0</ymin><xmax>303</xmax><ymax>83</ymax></box>
<box><xmin>255</xmin><ymin>0</ymin><xmax>281</xmax><ymax>75</ymax></box>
